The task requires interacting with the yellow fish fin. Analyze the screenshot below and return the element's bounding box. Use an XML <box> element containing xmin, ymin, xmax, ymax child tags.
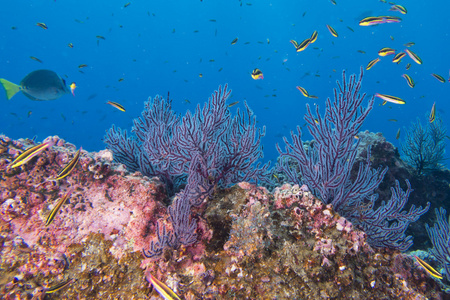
<box><xmin>0</xmin><ymin>78</ymin><xmax>21</xmax><ymax>100</ymax></box>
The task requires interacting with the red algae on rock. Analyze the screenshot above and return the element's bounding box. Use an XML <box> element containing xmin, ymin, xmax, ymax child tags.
<box><xmin>0</xmin><ymin>135</ymin><xmax>166</xmax><ymax>298</ymax></box>
<box><xmin>0</xmin><ymin>135</ymin><xmax>444</xmax><ymax>299</ymax></box>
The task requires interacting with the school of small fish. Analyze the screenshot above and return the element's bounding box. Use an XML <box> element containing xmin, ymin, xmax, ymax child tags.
<box><xmin>0</xmin><ymin>1</ymin><xmax>448</xmax><ymax>296</ymax></box>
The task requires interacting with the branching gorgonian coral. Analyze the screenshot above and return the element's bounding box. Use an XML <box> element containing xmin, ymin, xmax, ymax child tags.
<box><xmin>401</xmin><ymin>115</ymin><xmax>446</xmax><ymax>176</ymax></box>
<box><xmin>276</xmin><ymin>67</ymin><xmax>429</xmax><ymax>251</ymax></box>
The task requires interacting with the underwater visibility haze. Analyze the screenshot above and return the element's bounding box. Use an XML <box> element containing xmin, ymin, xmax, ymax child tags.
<box><xmin>0</xmin><ymin>0</ymin><xmax>448</xmax><ymax>162</ymax></box>
<box><xmin>1</xmin><ymin>0</ymin><xmax>450</xmax><ymax>298</ymax></box>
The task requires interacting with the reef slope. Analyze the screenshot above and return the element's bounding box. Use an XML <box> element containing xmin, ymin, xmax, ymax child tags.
<box><xmin>0</xmin><ymin>135</ymin><xmax>442</xmax><ymax>299</ymax></box>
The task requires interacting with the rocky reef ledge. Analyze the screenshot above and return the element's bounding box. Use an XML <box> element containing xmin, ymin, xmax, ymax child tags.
<box><xmin>0</xmin><ymin>135</ymin><xmax>442</xmax><ymax>299</ymax></box>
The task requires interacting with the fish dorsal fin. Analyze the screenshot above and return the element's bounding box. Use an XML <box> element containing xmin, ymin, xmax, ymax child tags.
<box><xmin>0</xmin><ymin>78</ymin><xmax>21</xmax><ymax>100</ymax></box>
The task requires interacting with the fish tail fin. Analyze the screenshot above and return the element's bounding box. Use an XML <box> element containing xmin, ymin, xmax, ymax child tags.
<box><xmin>0</xmin><ymin>78</ymin><xmax>21</xmax><ymax>100</ymax></box>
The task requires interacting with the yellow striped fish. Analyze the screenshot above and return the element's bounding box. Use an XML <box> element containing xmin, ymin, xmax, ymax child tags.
<box><xmin>290</xmin><ymin>39</ymin><xmax>299</xmax><ymax>49</ymax></box>
<box><xmin>310</xmin><ymin>31</ymin><xmax>318</xmax><ymax>43</ymax></box>
<box><xmin>431</xmin><ymin>73</ymin><xmax>446</xmax><ymax>83</ymax></box>
<box><xmin>227</xmin><ymin>101</ymin><xmax>239</xmax><ymax>108</ymax></box>
<box><xmin>36</xmin><ymin>22</ymin><xmax>48</xmax><ymax>30</ymax></box>
<box><xmin>378</xmin><ymin>47</ymin><xmax>395</xmax><ymax>56</ymax></box>
<box><xmin>52</xmin><ymin>148</ymin><xmax>81</xmax><ymax>181</ymax></box>
<box><xmin>296</xmin><ymin>38</ymin><xmax>311</xmax><ymax>52</ymax></box>
<box><xmin>392</xmin><ymin>52</ymin><xmax>406</xmax><ymax>63</ymax></box>
<box><xmin>296</xmin><ymin>86</ymin><xmax>309</xmax><ymax>97</ymax></box>
<box><xmin>148</xmin><ymin>274</ymin><xmax>181</xmax><ymax>300</ymax></box>
<box><xmin>374</xmin><ymin>93</ymin><xmax>406</xmax><ymax>104</ymax></box>
<box><xmin>359</xmin><ymin>16</ymin><xmax>384</xmax><ymax>26</ymax></box>
<box><xmin>429</xmin><ymin>102</ymin><xmax>436</xmax><ymax>123</ymax></box>
<box><xmin>8</xmin><ymin>141</ymin><xmax>53</xmax><ymax>169</ymax></box>
<box><xmin>251</xmin><ymin>68</ymin><xmax>264</xmax><ymax>80</ymax></box>
<box><xmin>359</xmin><ymin>16</ymin><xmax>401</xmax><ymax>26</ymax></box>
<box><xmin>414</xmin><ymin>256</ymin><xmax>442</xmax><ymax>279</ymax></box>
<box><xmin>107</xmin><ymin>100</ymin><xmax>126</xmax><ymax>111</ymax></box>
<box><xmin>45</xmin><ymin>278</ymin><xmax>75</xmax><ymax>294</ymax></box>
<box><xmin>402</xmin><ymin>74</ymin><xmax>415</xmax><ymax>88</ymax></box>
<box><xmin>45</xmin><ymin>189</ymin><xmax>73</xmax><ymax>226</ymax></box>
<box><xmin>390</xmin><ymin>4</ymin><xmax>407</xmax><ymax>14</ymax></box>
<box><xmin>384</xmin><ymin>16</ymin><xmax>402</xmax><ymax>23</ymax></box>
<box><xmin>326</xmin><ymin>24</ymin><xmax>338</xmax><ymax>37</ymax></box>
<box><xmin>405</xmin><ymin>49</ymin><xmax>422</xmax><ymax>64</ymax></box>
<box><xmin>366</xmin><ymin>58</ymin><xmax>380</xmax><ymax>70</ymax></box>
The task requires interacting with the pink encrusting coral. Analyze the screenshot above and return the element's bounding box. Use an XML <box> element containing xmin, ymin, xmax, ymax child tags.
<box><xmin>0</xmin><ymin>135</ymin><xmax>171</xmax><ymax>298</ymax></box>
<box><xmin>0</xmin><ymin>135</ymin><xmax>444</xmax><ymax>298</ymax></box>
<box><xmin>273</xmin><ymin>183</ymin><xmax>370</xmax><ymax>257</ymax></box>
<box><xmin>1</xmin><ymin>135</ymin><xmax>168</xmax><ymax>259</ymax></box>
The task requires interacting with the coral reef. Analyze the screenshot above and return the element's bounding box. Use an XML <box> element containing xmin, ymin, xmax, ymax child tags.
<box><xmin>353</xmin><ymin>130</ymin><xmax>450</xmax><ymax>251</ymax></box>
<box><xmin>106</xmin><ymin>85</ymin><xmax>269</xmax><ymax>255</ymax></box>
<box><xmin>401</xmin><ymin>115</ymin><xmax>447</xmax><ymax>176</ymax></box>
<box><xmin>276</xmin><ymin>69</ymin><xmax>429</xmax><ymax>251</ymax></box>
<box><xmin>185</xmin><ymin>183</ymin><xmax>440</xmax><ymax>299</ymax></box>
<box><xmin>0</xmin><ymin>135</ymin><xmax>444</xmax><ymax>298</ymax></box>
<box><xmin>352</xmin><ymin>130</ymin><xmax>411</xmax><ymax>200</ymax></box>
<box><xmin>104</xmin><ymin>85</ymin><xmax>268</xmax><ymax>196</ymax></box>
<box><xmin>425</xmin><ymin>208</ymin><xmax>450</xmax><ymax>282</ymax></box>
<box><xmin>0</xmin><ymin>135</ymin><xmax>166</xmax><ymax>298</ymax></box>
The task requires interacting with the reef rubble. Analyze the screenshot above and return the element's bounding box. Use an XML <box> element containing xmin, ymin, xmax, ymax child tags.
<box><xmin>0</xmin><ymin>135</ymin><xmax>443</xmax><ymax>299</ymax></box>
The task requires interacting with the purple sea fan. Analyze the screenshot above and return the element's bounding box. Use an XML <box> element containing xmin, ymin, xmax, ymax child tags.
<box><xmin>276</xmin><ymin>68</ymin><xmax>429</xmax><ymax>251</ymax></box>
<box><xmin>132</xmin><ymin>93</ymin><xmax>180</xmax><ymax>175</ymax></box>
<box><xmin>104</xmin><ymin>126</ymin><xmax>140</xmax><ymax>173</ymax></box>
<box><xmin>425</xmin><ymin>207</ymin><xmax>450</xmax><ymax>281</ymax></box>
<box><xmin>136</xmin><ymin>85</ymin><xmax>269</xmax><ymax>256</ymax></box>
<box><xmin>350</xmin><ymin>180</ymin><xmax>429</xmax><ymax>252</ymax></box>
<box><xmin>277</xmin><ymin>68</ymin><xmax>385</xmax><ymax>212</ymax></box>
<box><xmin>132</xmin><ymin>94</ymin><xmax>181</xmax><ymax>192</ymax></box>
<box><xmin>104</xmin><ymin>94</ymin><xmax>178</xmax><ymax>178</ymax></box>
<box><xmin>105</xmin><ymin>94</ymin><xmax>182</xmax><ymax>193</ymax></box>
<box><xmin>169</xmin><ymin>84</ymin><xmax>269</xmax><ymax>203</ymax></box>
<box><xmin>106</xmin><ymin>85</ymin><xmax>268</xmax><ymax>198</ymax></box>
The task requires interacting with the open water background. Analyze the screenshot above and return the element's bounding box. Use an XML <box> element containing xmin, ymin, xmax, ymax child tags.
<box><xmin>0</xmin><ymin>0</ymin><xmax>448</xmax><ymax>165</ymax></box>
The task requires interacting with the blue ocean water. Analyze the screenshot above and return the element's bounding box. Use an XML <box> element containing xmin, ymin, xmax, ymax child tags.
<box><xmin>0</xmin><ymin>0</ymin><xmax>448</xmax><ymax>165</ymax></box>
